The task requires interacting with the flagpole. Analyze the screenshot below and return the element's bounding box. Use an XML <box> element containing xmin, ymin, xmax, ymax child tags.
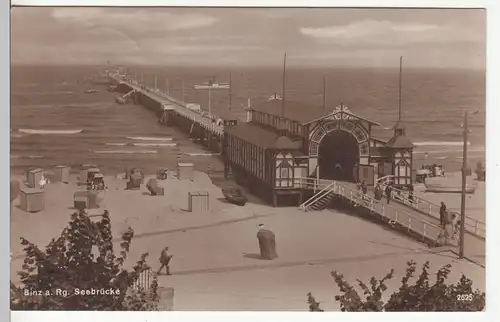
<box><xmin>281</xmin><ymin>52</ymin><xmax>287</xmax><ymax>118</ymax></box>
<box><xmin>181</xmin><ymin>79</ymin><xmax>185</xmax><ymax>102</ymax></box>
<box><xmin>323</xmin><ymin>75</ymin><xmax>327</xmax><ymax>113</ymax></box>
<box><xmin>208</xmin><ymin>88</ymin><xmax>212</xmax><ymax>116</ymax></box>
<box><xmin>398</xmin><ymin>56</ymin><xmax>403</xmax><ymax>122</ymax></box>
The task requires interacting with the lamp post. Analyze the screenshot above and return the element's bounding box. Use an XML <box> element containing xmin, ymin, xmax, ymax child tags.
<box><xmin>459</xmin><ymin>111</ymin><xmax>469</xmax><ymax>259</ymax></box>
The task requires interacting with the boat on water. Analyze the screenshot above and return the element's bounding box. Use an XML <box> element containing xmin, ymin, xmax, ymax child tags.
<box><xmin>194</xmin><ymin>77</ymin><xmax>230</xmax><ymax>90</ymax></box>
<box><xmin>268</xmin><ymin>93</ymin><xmax>282</xmax><ymax>101</ymax></box>
<box><xmin>85</xmin><ymin>88</ymin><xmax>100</xmax><ymax>94</ymax></box>
<box><xmin>18</xmin><ymin>129</ymin><xmax>84</xmax><ymax>135</ymax></box>
<box><xmin>424</xmin><ymin>176</ymin><xmax>476</xmax><ymax>194</ymax></box>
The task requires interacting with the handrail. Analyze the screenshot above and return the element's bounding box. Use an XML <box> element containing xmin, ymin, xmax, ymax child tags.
<box><xmin>299</xmin><ymin>177</ymin><xmax>335</xmax><ymax>192</ymax></box>
<box><xmin>375</xmin><ymin>175</ymin><xmax>395</xmax><ymax>186</ymax></box>
<box><xmin>299</xmin><ymin>177</ymin><xmax>443</xmax><ymax>243</ymax></box>
<box><xmin>373</xmin><ymin>174</ymin><xmax>485</xmax><ymax>239</ymax></box>
<box><xmin>112</xmin><ymin>75</ymin><xmax>225</xmax><ymax>135</ymax></box>
<box><xmin>334</xmin><ymin>181</ymin><xmax>442</xmax><ymax>243</ymax></box>
<box><xmin>389</xmin><ymin>185</ymin><xmax>485</xmax><ymax>239</ymax></box>
<box><xmin>299</xmin><ymin>181</ymin><xmax>336</xmax><ymax>210</ymax></box>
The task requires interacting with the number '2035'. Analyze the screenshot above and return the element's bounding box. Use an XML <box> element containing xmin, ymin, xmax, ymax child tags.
<box><xmin>457</xmin><ymin>294</ymin><xmax>474</xmax><ymax>301</ymax></box>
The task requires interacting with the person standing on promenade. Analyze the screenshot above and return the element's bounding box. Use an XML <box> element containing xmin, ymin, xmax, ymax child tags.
<box><xmin>439</xmin><ymin>202</ymin><xmax>447</xmax><ymax>227</ymax></box>
<box><xmin>158</xmin><ymin>246</ymin><xmax>173</xmax><ymax>276</ymax></box>
<box><xmin>385</xmin><ymin>184</ymin><xmax>392</xmax><ymax>204</ymax></box>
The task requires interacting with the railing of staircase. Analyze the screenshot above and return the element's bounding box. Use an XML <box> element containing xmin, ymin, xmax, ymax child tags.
<box><xmin>299</xmin><ymin>180</ymin><xmax>336</xmax><ymax>210</ymax></box>
<box><xmin>336</xmin><ymin>182</ymin><xmax>443</xmax><ymax>242</ymax></box>
<box><xmin>389</xmin><ymin>185</ymin><xmax>485</xmax><ymax>239</ymax></box>
<box><xmin>300</xmin><ymin>178</ymin><xmax>442</xmax><ymax>243</ymax></box>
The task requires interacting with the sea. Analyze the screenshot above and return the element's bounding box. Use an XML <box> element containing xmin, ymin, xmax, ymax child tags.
<box><xmin>10</xmin><ymin>65</ymin><xmax>486</xmax><ymax>176</ymax></box>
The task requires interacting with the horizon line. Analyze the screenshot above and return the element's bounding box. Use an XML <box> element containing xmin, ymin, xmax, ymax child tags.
<box><xmin>10</xmin><ymin>63</ymin><xmax>486</xmax><ymax>72</ymax></box>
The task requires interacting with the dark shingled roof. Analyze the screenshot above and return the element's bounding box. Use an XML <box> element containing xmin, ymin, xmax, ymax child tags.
<box><xmin>224</xmin><ymin>122</ymin><xmax>303</xmax><ymax>150</ymax></box>
<box><xmin>387</xmin><ymin>135</ymin><xmax>414</xmax><ymax>148</ymax></box>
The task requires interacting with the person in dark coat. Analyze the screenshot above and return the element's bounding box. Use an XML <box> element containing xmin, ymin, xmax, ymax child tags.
<box><xmin>361</xmin><ymin>181</ymin><xmax>367</xmax><ymax>195</ymax></box>
<box><xmin>385</xmin><ymin>185</ymin><xmax>392</xmax><ymax>204</ymax></box>
<box><xmin>158</xmin><ymin>246</ymin><xmax>173</xmax><ymax>275</ymax></box>
<box><xmin>439</xmin><ymin>202</ymin><xmax>447</xmax><ymax>227</ymax></box>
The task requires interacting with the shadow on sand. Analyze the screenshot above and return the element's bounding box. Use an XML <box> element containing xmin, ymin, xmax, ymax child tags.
<box><xmin>242</xmin><ymin>253</ymin><xmax>263</xmax><ymax>260</ymax></box>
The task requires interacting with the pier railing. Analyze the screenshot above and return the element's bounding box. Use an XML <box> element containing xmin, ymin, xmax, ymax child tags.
<box><xmin>374</xmin><ymin>175</ymin><xmax>484</xmax><ymax>239</ymax></box>
<box><xmin>378</xmin><ymin>183</ymin><xmax>485</xmax><ymax>239</ymax></box>
<box><xmin>299</xmin><ymin>181</ymin><xmax>337</xmax><ymax>210</ymax></box>
<box><xmin>111</xmin><ymin>74</ymin><xmax>224</xmax><ymax>136</ymax></box>
<box><xmin>299</xmin><ymin>177</ymin><xmax>442</xmax><ymax>244</ymax></box>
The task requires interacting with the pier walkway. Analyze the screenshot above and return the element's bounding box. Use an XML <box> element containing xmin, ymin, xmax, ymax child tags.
<box><xmin>299</xmin><ymin>178</ymin><xmax>485</xmax><ymax>266</ymax></box>
<box><xmin>109</xmin><ymin>73</ymin><xmax>224</xmax><ymax>136</ymax></box>
<box><xmin>375</xmin><ymin>175</ymin><xmax>485</xmax><ymax>239</ymax></box>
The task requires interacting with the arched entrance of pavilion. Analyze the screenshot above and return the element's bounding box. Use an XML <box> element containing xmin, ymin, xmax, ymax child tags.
<box><xmin>318</xmin><ymin>129</ymin><xmax>359</xmax><ymax>182</ymax></box>
<box><xmin>308</xmin><ymin>118</ymin><xmax>371</xmax><ymax>184</ymax></box>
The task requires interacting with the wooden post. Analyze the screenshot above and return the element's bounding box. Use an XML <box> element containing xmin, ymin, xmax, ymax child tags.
<box><xmin>181</xmin><ymin>79</ymin><xmax>185</xmax><ymax>102</ymax></box>
<box><xmin>229</xmin><ymin>72</ymin><xmax>232</xmax><ymax>110</ymax></box>
<box><xmin>459</xmin><ymin>111</ymin><xmax>468</xmax><ymax>259</ymax></box>
<box><xmin>208</xmin><ymin>88</ymin><xmax>212</xmax><ymax>116</ymax></box>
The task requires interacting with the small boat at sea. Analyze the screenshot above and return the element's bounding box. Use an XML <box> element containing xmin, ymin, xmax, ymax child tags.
<box><xmin>194</xmin><ymin>77</ymin><xmax>230</xmax><ymax>90</ymax></box>
<box><xmin>18</xmin><ymin>129</ymin><xmax>84</xmax><ymax>135</ymax></box>
<box><xmin>424</xmin><ymin>176</ymin><xmax>476</xmax><ymax>194</ymax></box>
<box><xmin>268</xmin><ymin>93</ymin><xmax>282</xmax><ymax>101</ymax></box>
<box><xmin>85</xmin><ymin>89</ymin><xmax>99</xmax><ymax>94</ymax></box>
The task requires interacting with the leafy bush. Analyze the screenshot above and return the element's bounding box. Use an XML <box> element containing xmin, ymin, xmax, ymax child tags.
<box><xmin>10</xmin><ymin>210</ymin><xmax>159</xmax><ymax>310</ymax></box>
<box><xmin>308</xmin><ymin>261</ymin><xmax>485</xmax><ymax>311</ymax></box>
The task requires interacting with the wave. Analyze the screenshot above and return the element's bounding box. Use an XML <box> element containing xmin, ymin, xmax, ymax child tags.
<box><xmin>18</xmin><ymin>128</ymin><xmax>84</xmax><ymax>135</ymax></box>
<box><xmin>10</xmin><ymin>134</ymin><xmax>24</xmax><ymax>138</ymax></box>
<box><xmin>105</xmin><ymin>143</ymin><xmax>129</xmax><ymax>146</ymax></box>
<box><xmin>126</xmin><ymin>136</ymin><xmax>173</xmax><ymax>141</ymax></box>
<box><xmin>11</xmin><ymin>155</ymin><xmax>43</xmax><ymax>159</ymax></box>
<box><xmin>133</xmin><ymin>143</ymin><xmax>177</xmax><ymax>147</ymax></box>
<box><xmin>92</xmin><ymin>150</ymin><xmax>158</xmax><ymax>154</ymax></box>
<box><xmin>414</xmin><ymin>148</ymin><xmax>484</xmax><ymax>155</ymax></box>
<box><xmin>413</xmin><ymin>141</ymin><xmax>471</xmax><ymax>147</ymax></box>
<box><xmin>184</xmin><ymin>152</ymin><xmax>221</xmax><ymax>156</ymax></box>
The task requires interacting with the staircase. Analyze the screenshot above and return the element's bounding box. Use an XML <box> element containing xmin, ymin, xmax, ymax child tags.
<box><xmin>309</xmin><ymin>192</ymin><xmax>335</xmax><ymax>211</ymax></box>
<box><xmin>123</xmin><ymin>89</ymin><xmax>135</xmax><ymax>99</ymax></box>
<box><xmin>299</xmin><ymin>181</ymin><xmax>337</xmax><ymax>211</ymax></box>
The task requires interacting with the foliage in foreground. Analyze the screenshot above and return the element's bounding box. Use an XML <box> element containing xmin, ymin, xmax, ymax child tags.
<box><xmin>308</xmin><ymin>261</ymin><xmax>485</xmax><ymax>312</ymax></box>
<box><xmin>10</xmin><ymin>210</ymin><xmax>159</xmax><ymax>310</ymax></box>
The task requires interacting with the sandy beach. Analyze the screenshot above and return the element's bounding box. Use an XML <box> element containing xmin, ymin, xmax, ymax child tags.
<box><xmin>10</xmin><ymin>169</ymin><xmax>485</xmax><ymax>310</ymax></box>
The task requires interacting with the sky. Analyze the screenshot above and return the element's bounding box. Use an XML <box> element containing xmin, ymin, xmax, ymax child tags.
<box><xmin>10</xmin><ymin>7</ymin><xmax>486</xmax><ymax>69</ymax></box>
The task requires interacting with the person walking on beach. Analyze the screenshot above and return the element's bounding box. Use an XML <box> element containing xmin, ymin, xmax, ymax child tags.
<box><xmin>439</xmin><ymin>202</ymin><xmax>447</xmax><ymax>227</ymax></box>
<box><xmin>39</xmin><ymin>174</ymin><xmax>46</xmax><ymax>189</ymax></box>
<box><xmin>385</xmin><ymin>184</ymin><xmax>392</xmax><ymax>204</ymax></box>
<box><xmin>158</xmin><ymin>246</ymin><xmax>173</xmax><ymax>276</ymax></box>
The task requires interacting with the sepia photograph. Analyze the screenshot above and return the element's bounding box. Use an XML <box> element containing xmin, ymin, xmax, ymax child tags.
<box><xmin>9</xmin><ymin>4</ymin><xmax>487</xmax><ymax>312</ymax></box>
